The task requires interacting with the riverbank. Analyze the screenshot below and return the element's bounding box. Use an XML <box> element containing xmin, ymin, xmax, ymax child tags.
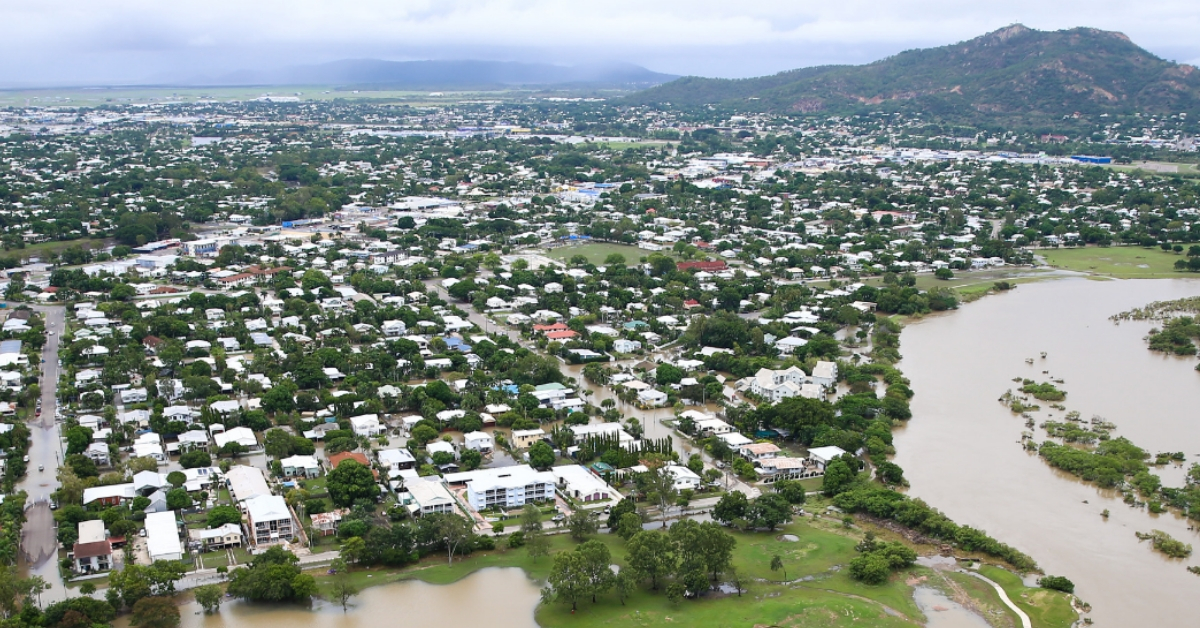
<box><xmin>894</xmin><ymin>277</ymin><xmax>1200</xmax><ymax>627</ymax></box>
<box><xmin>303</xmin><ymin>514</ymin><xmax>1074</xmax><ymax>628</ymax></box>
<box><xmin>1040</xmin><ymin>246</ymin><xmax>1190</xmax><ymax>278</ymax></box>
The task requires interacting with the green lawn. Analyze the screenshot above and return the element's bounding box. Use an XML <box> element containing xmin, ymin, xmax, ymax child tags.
<box><xmin>546</xmin><ymin>242</ymin><xmax>664</xmax><ymax>266</ymax></box>
<box><xmin>979</xmin><ymin>565</ymin><xmax>1077</xmax><ymax>628</ymax></box>
<box><xmin>1040</xmin><ymin>246</ymin><xmax>1187</xmax><ymax>278</ymax></box>
<box><xmin>310</xmin><ymin>517</ymin><xmax>1068</xmax><ymax>628</ymax></box>
<box><xmin>229</xmin><ymin>548</ymin><xmax>253</xmax><ymax>566</ymax></box>
<box><xmin>199</xmin><ymin>550</ymin><xmax>230</xmax><ymax>569</ymax></box>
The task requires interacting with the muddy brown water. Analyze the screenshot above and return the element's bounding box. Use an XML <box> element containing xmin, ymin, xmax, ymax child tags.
<box><xmin>124</xmin><ymin>568</ymin><xmax>541</xmax><ymax>628</ymax></box>
<box><xmin>894</xmin><ymin>277</ymin><xmax>1200</xmax><ymax>627</ymax></box>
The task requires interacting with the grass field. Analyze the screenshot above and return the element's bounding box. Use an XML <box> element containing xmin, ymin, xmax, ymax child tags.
<box><xmin>545</xmin><ymin>242</ymin><xmax>662</xmax><ymax>266</ymax></box>
<box><xmin>979</xmin><ymin>565</ymin><xmax>1078</xmax><ymax>628</ymax></box>
<box><xmin>1040</xmin><ymin>246</ymin><xmax>1188</xmax><ymax>278</ymax></box>
<box><xmin>313</xmin><ymin>516</ymin><xmax>1071</xmax><ymax>628</ymax></box>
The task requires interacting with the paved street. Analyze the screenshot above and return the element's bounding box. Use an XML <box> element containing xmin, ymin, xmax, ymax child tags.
<box><xmin>16</xmin><ymin>304</ymin><xmax>67</xmax><ymax>603</ymax></box>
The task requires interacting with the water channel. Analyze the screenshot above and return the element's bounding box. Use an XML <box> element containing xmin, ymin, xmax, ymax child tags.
<box><xmin>894</xmin><ymin>276</ymin><xmax>1200</xmax><ymax>627</ymax></box>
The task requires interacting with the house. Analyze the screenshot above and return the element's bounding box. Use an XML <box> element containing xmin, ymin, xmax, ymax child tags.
<box><xmin>84</xmin><ymin>442</ymin><xmax>112</xmax><ymax>467</ymax></box>
<box><xmin>446</xmin><ymin>465</ymin><xmax>556</xmax><ymax>511</ymax></box>
<box><xmin>463</xmin><ymin>431</ymin><xmax>494</xmax><ymax>453</ymax></box>
<box><xmin>225</xmin><ymin>465</ymin><xmax>272</xmax><ymax>502</ymax></box>
<box><xmin>329</xmin><ymin>451</ymin><xmax>372</xmax><ymax>469</ymax></box>
<box><xmin>310</xmin><ymin>509</ymin><xmax>350</xmax><ymax>536</ymax></box>
<box><xmin>511</xmin><ymin>428</ymin><xmax>546</xmax><ymax>449</ymax></box>
<box><xmin>637</xmin><ymin>389</ymin><xmax>668</xmax><ymax>407</ymax></box>
<box><xmin>120</xmin><ymin>388</ymin><xmax>148</xmax><ymax>404</ymax></box>
<box><xmin>807</xmin><ymin>446</ymin><xmax>848</xmax><ymax>470</ymax></box>
<box><xmin>695</xmin><ymin>418</ymin><xmax>734</xmax><ymax>437</ymax></box>
<box><xmin>403</xmin><ymin>478</ymin><xmax>456</xmax><ymax>516</ymax></box>
<box><xmin>612</xmin><ymin>339</ymin><xmax>642</xmax><ymax>353</ymax></box>
<box><xmin>279</xmin><ymin>455</ymin><xmax>321</xmax><ymax>478</ymax></box>
<box><xmin>663</xmin><ymin>464</ymin><xmax>702</xmax><ymax>491</ymax></box>
<box><xmin>213</xmin><ymin>427</ymin><xmax>258</xmax><ymax>450</ymax></box>
<box><xmin>176</xmin><ymin>430</ymin><xmax>210</xmax><ymax>452</ymax></box>
<box><xmin>570</xmin><ymin>423</ymin><xmax>635</xmax><ymax>446</ymax></box>
<box><xmin>757</xmin><ymin>456</ymin><xmax>810</xmax><ymax>483</ymax></box>
<box><xmin>82</xmin><ymin>483</ymin><xmax>135</xmax><ymax>507</ymax></box>
<box><xmin>244</xmin><ymin>495</ymin><xmax>296</xmax><ymax>547</ymax></box>
<box><xmin>188</xmin><ymin>523</ymin><xmax>243</xmax><ymax>550</ymax></box>
<box><xmin>378</xmin><ymin>448</ymin><xmax>417</xmax><ymax>474</ymax></box>
<box><xmin>145</xmin><ymin>511</ymin><xmax>183</xmax><ymax>562</ymax></box>
<box><xmin>349</xmin><ymin>414</ymin><xmax>384</xmax><ymax>437</ymax></box>
<box><xmin>73</xmin><ymin>520</ymin><xmax>113</xmax><ymax>573</ymax></box>
<box><xmin>552</xmin><ymin>464</ymin><xmax>614</xmax><ymax>503</ymax></box>
<box><xmin>740</xmin><ymin>442</ymin><xmax>781</xmax><ymax>462</ymax></box>
<box><xmin>743</xmin><ymin>366</ymin><xmax>808</xmax><ymax>403</ymax></box>
<box><xmin>811</xmin><ymin>361</ymin><xmax>838</xmax><ymax>388</ymax></box>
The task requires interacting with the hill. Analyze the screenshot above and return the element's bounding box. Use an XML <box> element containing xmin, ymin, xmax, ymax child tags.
<box><xmin>196</xmin><ymin>60</ymin><xmax>675</xmax><ymax>90</ymax></box>
<box><xmin>627</xmin><ymin>25</ymin><xmax>1200</xmax><ymax>120</ymax></box>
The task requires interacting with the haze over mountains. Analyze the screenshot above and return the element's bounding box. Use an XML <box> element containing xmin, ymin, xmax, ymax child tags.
<box><xmin>627</xmin><ymin>25</ymin><xmax>1200</xmax><ymax>121</ymax></box>
<box><xmin>172</xmin><ymin>60</ymin><xmax>676</xmax><ymax>90</ymax></box>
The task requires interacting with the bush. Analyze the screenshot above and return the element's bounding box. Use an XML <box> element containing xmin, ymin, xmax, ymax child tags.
<box><xmin>1038</xmin><ymin>575</ymin><xmax>1075</xmax><ymax>594</ymax></box>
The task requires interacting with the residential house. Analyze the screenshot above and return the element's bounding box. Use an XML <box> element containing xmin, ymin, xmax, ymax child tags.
<box><xmin>310</xmin><ymin>509</ymin><xmax>349</xmax><ymax>537</ymax></box>
<box><xmin>446</xmin><ymin>465</ymin><xmax>556</xmax><ymax>511</ymax></box>
<box><xmin>552</xmin><ymin>465</ymin><xmax>614</xmax><ymax>503</ymax></box>
<box><xmin>402</xmin><ymin>478</ymin><xmax>456</xmax><ymax>516</ymax></box>
<box><xmin>244</xmin><ymin>495</ymin><xmax>296</xmax><ymax>547</ymax></box>
<box><xmin>145</xmin><ymin>511</ymin><xmax>183</xmax><ymax>562</ymax></box>
<box><xmin>279</xmin><ymin>455</ymin><xmax>321</xmax><ymax>478</ymax></box>
<box><xmin>463</xmin><ymin>431</ymin><xmax>494</xmax><ymax>453</ymax></box>
<box><xmin>188</xmin><ymin>524</ymin><xmax>243</xmax><ymax>550</ymax></box>
<box><xmin>511</xmin><ymin>428</ymin><xmax>546</xmax><ymax>449</ymax></box>
<box><xmin>72</xmin><ymin>520</ymin><xmax>113</xmax><ymax>573</ymax></box>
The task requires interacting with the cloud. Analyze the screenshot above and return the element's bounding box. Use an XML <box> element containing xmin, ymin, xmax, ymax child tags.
<box><xmin>1</xmin><ymin>0</ymin><xmax>1199</xmax><ymax>84</ymax></box>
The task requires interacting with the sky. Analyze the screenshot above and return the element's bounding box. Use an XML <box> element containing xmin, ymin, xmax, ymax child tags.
<box><xmin>2</xmin><ymin>0</ymin><xmax>1200</xmax><ymax>86</ymax></box>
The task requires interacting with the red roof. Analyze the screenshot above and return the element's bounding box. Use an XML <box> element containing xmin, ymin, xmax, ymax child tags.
<box><xmin>545</xmin><ymin>330</ymin><xmax>579</xmax><ymax>340</ymax></box>
<box><xmin>43</xmin><ymin>287</ymin><xmax>59</xmax><ymax>293</ymax></box>
<box><xmin>676</xmin><ymin>261</ymin><xmax>727</xmax><ymax>272</ymax></box>
<box><xmin>72</xmin><ymin>540</ymin><xmax>112</xmax><ymax>559</ymax></box>
<box><xmin>328</xmin><ymin>452</ymin><xmax>370</xmax><ymax>468</ymax></box>
<box><xmin>533</xmin><ymin>323</ymin><xmax>568</xmax><ymax>332</ymax></box>
<box><xmin>683</xmin><ymin>299</ymin><xmax>701</xmax><ymax>308</ymax></box>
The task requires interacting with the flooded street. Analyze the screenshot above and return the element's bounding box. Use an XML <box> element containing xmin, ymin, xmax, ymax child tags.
<box><xmin>894</xmin><ymin>277</ymin><xmax>1200</xmax><ymax>627</ymax></box>
<box><xmin>146</xmin><ymin>568</ymin><xmax>541</xmax><ymax>628</ymax></box>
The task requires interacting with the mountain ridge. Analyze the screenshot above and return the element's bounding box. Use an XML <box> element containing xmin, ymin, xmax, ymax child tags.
<box><xmin>625</xmin><ymin>25</ymin><xmax>1200</xmax><ymax>120</ymax></box>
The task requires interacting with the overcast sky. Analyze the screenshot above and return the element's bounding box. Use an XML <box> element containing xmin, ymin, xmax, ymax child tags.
<box><xmin>3</xmin><ymin>0</ymin><xmax>1200</xmax><ymax>86</ymax></box>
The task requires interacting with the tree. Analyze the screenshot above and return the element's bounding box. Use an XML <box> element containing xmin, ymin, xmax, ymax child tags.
<box><xmin>108</xmin><ymin>561</ymin><xmax>187</xmax><ymax>609</ymax></box>
<box><xmin>606</xmin><ymin>497</ymin><xmax>636</xmax><ymax>530</ymax></box>
<box><xmin>747</xmin><ymin>493</ymin><xmax>792</xmax><ymax>531</ymax></box>
<box><xmin>695</xmin><ymin>522</ymin><xmax>736</xmax><ymax>582</ymax></box>
<box><xmin>207</xmin><ymin>505</ymin><xmax>242</xmax><ymax>528</ymax></box>
<box><xmin>227</xmin><ymin>546</ymin><xmax>315</xmax><ymax>603</ymax></box>
<box><xmin>567</xmin><ymin>509</ymin><xmax>599</xmax><ymax>542</ymax></box>
<box><xmin>713</xmin><ymin>491</ymin><xmax>748</xmax><ymax>526</ymax></box>
<box><xmin>459</xmin><ymin>449</ymin><xmax>483</xmax><ymax>471</ymax></box>
<box><xmin>654</xmin><ymin>363</ymin><xmax>684</xmax><ymax>386</ymax></box>
<box><xmin>434</xmin><ymin>514</ymin><xmax>474</xmax><ymax>564</ymax></box>
<box><xmin>728</xmin><ymin>567</ymin><xmax>747</xmax><ymax>597</ymax></box>
<box><xmin>327</xmin><ymin>461</ymin><xmax>380</xmax><ymax>507</ymax></box>
<box><xmin>193</xmin><ymin>584</ymin><xmax>223</xmax><ymax>614</ymax></box>
<box><xmin>773</xmin><ymin>479</ymin><xmax>807</xmax><ymax>505</ymax></box>
<box><xmin>166</xmin><ymin>489</ymin><xmax>191</xmax><ymax>511</ymax></box>
<box><xmin>822</xmin><ymin>458</ymin><xmax>858</xmax><ymax>496</ymax></box>
<box><xmin>166</xmin><ymin>471</ymin><xmax>186</xmax><ymax>487</ymax></box>
<box><xmin>934</xmin><ymin>267</ymin><xmax>954</xmax><ymax>280</ymax></box>
<box><xmin>770</xmin><ymin>554</ymin><xmax>786</xmax><ymax>581</ymax></box>
<box><xmin>544</xmin><ymin>551</ymin><xmax>590</xmax><ymax>612</ymax></box>
<box><xmin>576</xmin><ymin>540</ymin><xmax>614</xmax><ymax>603</ymax></box>
<box><xmin>616</xmin><ymin>512</ymin><xmax>643</xmax><ymax>541</ymax></box>
<box><xmin>613</xmin><ymin>568</ymin><xmax>636</xmax><ymax>606</ymax></box>
<box><xmin>340</xmin><ymin>536</ymin><xmax>366</xmax><ymax>564</ymax></box>
<box><xmin>328</xmin><ymin>558</ymin><xmax>360</xmax><ymax>611</ymax></box>
<box><xmin>528</xmin><ymin>441</ymin><xmax>555</xmax><ymax>470</ymax></box>
<box><xmin>626</xmin><ymin>531</ymin><xmax>677</xmax><ymax>590</ymax></box>
<box><xmin>521</xmin><ymin>504</ymin><xmax>550</xmax><ymax>561</ymax></box>
<box><xmin>179</xmin><ymin>450</ymin><xmax>212</xmax><ymax>469</ymax></box>
<box><xmin>131</xmin><ymin>596</ymin><xmax>181</xmax><ymax>628</ymax></box>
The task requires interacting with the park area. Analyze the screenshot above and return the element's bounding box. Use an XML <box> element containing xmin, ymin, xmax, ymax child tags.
<box><xmin>1039</xmin><ymin>246</ymin><xmax>1189</xmax><ymax>278</ymax></box>
<box><xmin>545</xmin><ymin>242</ymin><xmax>662</xmax><ymax>266</ymax></box>
<box><xmin>316</xmin><ymin>514</ymin><xmax>1076</xmax><ymax>628</ymax></box>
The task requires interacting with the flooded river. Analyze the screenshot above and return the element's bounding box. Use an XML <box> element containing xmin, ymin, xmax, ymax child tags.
<box><xmin>144</xmin><ymin>568</ymin><xmax>541</xmax><ymax>628</ymax></box>
<box><xmin>894</xmin><ymin>277</ymin><xmax>1200</xmax><ymax>627</ymax></box>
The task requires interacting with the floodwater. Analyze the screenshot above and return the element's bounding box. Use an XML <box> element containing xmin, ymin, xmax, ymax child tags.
<box><xmin>145</xmin><ymin>568</ymin><xmax>541</xmax><ymax>628</ymax></box>
<box><xmin>912</xmin><ymin>586</ymin><xmax>992</xmax><ymax>628</ymax></box>
<box><xmin>894</xmin><ymin>277</ymin><xmax>1200</xmax><ymax>627</ymax></box>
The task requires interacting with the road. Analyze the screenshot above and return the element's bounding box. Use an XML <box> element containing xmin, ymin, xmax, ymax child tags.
<box><xmin>16</xmin><ymin>304</ymin><xmax>67</xmax><ymax>603</ymax></box>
